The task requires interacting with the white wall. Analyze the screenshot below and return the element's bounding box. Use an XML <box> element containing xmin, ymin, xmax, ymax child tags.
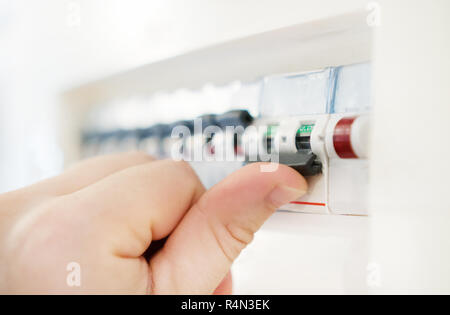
<box><xmin>370</xmin><ymin>0</ymin><xmax>450</xmax><ymax>293</ymax></box>
<box><xmin>0</xmin><ymin>0</ymin><xmax>369</xmax><ymax>192</ymax></box>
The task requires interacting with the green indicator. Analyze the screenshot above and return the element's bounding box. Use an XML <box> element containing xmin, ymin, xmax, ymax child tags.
<box><xmin>265</xmin><ymin>125</ymin><xmax>278</xmax><ymax>137</ymax></box>
<box><xmin>297</xmin><ymin>124</ymin><xmax>315</xmax><ymax>136</ymax></box>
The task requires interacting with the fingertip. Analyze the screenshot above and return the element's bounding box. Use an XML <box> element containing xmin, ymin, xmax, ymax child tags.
<box><xmin>199</xmin><ymin>162</ymin><xmax>308</xmax><ymax>216</ymax></box>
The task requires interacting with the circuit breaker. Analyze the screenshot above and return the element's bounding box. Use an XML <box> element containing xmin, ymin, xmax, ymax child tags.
<box><xmin>248</xmin><ymin>63</ymin><xmax>371</xmax><ymax>215</ymax></box>
<box><xmin>81</xmin><ymin>62</ymin><xmax>371</xmax><ymax>216</ymax></box>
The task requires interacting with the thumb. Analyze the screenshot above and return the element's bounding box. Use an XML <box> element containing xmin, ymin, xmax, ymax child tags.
<box><xmin>150</xmin><ymin>163</ymin><xmax>307</xmax><ymax>294</ymax></box>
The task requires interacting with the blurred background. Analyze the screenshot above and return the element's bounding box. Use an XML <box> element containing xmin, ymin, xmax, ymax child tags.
<box><xmin>0</xmin><ymin>0</ymin><xmax>366</xmax><ymax>193</ymax></box>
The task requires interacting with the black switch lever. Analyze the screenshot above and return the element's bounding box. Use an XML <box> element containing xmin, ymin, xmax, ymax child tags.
<box><xmin>278</xmin><ymin>152</ymin><xmax>322</xmax><ymax>177</ymax></box>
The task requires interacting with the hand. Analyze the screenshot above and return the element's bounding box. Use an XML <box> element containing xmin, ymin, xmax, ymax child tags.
<box><xmin>0</xmin><ymin>153</ymin><xmax>307</xmax><ymax>294</ymax></box>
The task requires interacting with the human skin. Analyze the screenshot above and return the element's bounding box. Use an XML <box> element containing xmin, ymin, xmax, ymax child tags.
<box><xmin>0</xmin><ymin>153</ymin><xmax>307</xmax><ymax>294</ymax></box>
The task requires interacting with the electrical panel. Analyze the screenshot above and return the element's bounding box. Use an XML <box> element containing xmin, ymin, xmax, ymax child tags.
<box><xmin>81</xmin><ymin>62</ymin><xmax>371</xmax><ymax>216</ymax></box>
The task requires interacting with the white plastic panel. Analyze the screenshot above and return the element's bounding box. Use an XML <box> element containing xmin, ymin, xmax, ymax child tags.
<box><xmin>333</xmin><ymin>63</ymin><xmax>372</xmax><ymax>113</ymax></box>
<box><xmin>325</xmin><ymin>113</ymin><xmax>370</xmax><ymax>215</ymax></box>
<box><xmin>328</xmin><ymin>159</ymin><xmax>369</xmax><ymax>215</ymax></box>
<box><xmin>260</xmin><ymin>68</ymin><xmax>335</xmax><ymax>117</ymax></box>
<box><xmin>233</xmin><ymin>212</ymin><xmax>369</xmax><ymax>294</ymax></box>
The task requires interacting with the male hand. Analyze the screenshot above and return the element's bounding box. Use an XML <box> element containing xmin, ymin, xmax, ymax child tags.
<box><xmin>0</xmin><ymin>153</ymin><xmax>307</xmax><ymax>294</ymax></box>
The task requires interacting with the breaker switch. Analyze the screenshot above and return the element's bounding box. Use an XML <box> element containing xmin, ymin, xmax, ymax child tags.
<box><xmin>331</xmin><ymin>116</ymin><xmax>370</xmax><ymax>159</ymax></box>
<box><xmin>279</xmin><ymin>152</ymin><xmax>322</xmax><ymax>177</ymax></box>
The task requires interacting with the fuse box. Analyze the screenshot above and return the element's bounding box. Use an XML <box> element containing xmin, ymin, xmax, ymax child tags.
<box><xmin>79</xmin><ymin>62</ymin><xmax>371</xmax><ymax>216</ymax></box>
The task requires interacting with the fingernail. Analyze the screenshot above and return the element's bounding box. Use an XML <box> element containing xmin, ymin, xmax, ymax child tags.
<box><xmin>268</xmin><ymin>186</ymin><xmax>307</xmax><ymax>208</ymax></box>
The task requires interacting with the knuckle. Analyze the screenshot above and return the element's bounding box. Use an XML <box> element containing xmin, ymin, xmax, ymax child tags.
<box><xmin>124</xmin><ymin>151</ymin><xmax>156</xmax><ymax>162</ymax></box>
<box><xmin>3</xmin><ymin>197</ymin><xmax>88</xmax><ymax>292</ymax></box>
<box><xmin>167</xmin><ymin>160</ymin><xmax>201</xmax><ymax>185</ymax></box>
<box><xmin>172</xmin><ymin>159</ymin><xmax>195</xmax><ymax>174</ymax></box>
<box><xmin>225</xmin><ymin>222</ymin><xmax>255</xmax><ymax>249</ymax></box>
<box><xmin>5</xmin><ymin>198</ymin><xmax>79</xmax><ymax>269</ymax></box>
<box><xmin>218</xmin><ymin>222</ymin><xmax>254</xmax><ymax>263</ymax></box>
<box><xmin>196</xmin><ymin>203</ymin><xmax>254</xmax><ymax>263</ymax></box>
